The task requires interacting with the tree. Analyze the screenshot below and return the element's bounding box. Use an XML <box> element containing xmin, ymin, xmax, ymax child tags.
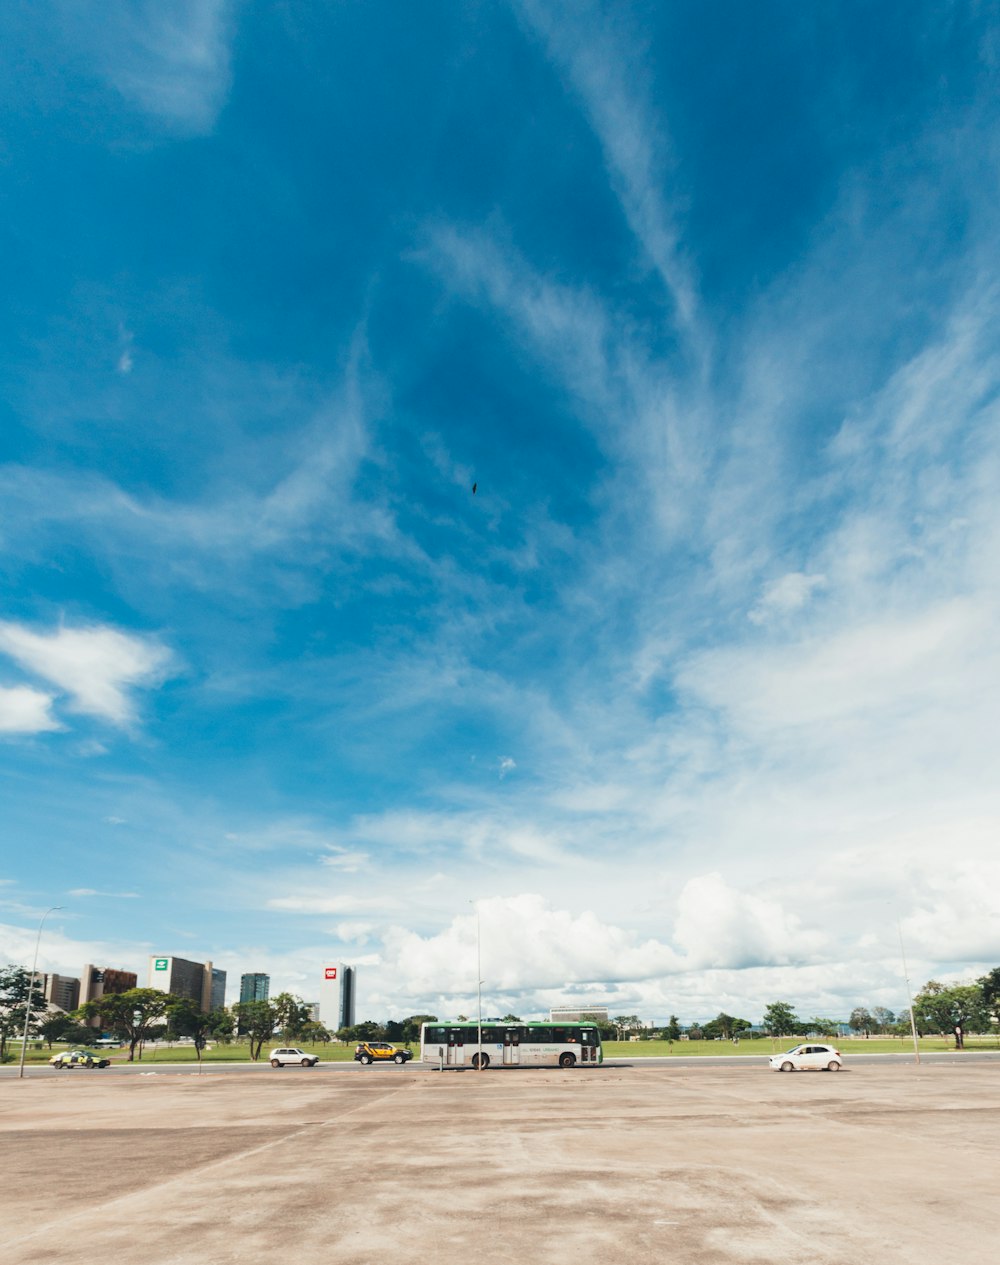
<box><xmin>271</xmin><ymin>993</ymin><xmax>310</xmax><ymax>1042</ymax></box>
<box><xmin>76</xmin><ymin>988</ymin><xmax>173</xmax><ymax>1061</ymax></box>
<box><xmin>662</xmin><ymin>1015</ymin><xmax>681</xmax><ymax>1042</ymax></box>
<box><xmin>703</xmin><ymin>1012</ymin><xmax>751</xmax><ymax>1040</ymax></box>
<box><xmin>809</xmin><ymin>1017</ymin><xmax>839</xmax><ymax>1038</ymax></box>
<box><xmin>613</xmin><ymin>1014</ymin><xmax>641</xmax><ymax>1040</ymax></box>
<box><xmin>167</xmin><ymin>999</ymin><xmax>232</xmax><ymax>1060</ymax></box>
<box><xmin>336</xmin><ymin>1020</ymin><xmax>384</xmax><ymax>1044</ymax></box>
<box><xmin>849</xmin><ymin>1007</ymin><xmax>874</xmax><ymax>1038</ymax></box>
<box><xmin>400</xmin><ymin>1014</ymin><xmax>437</xmax><ymax>1044</ymax></box>
<box><xmin>38</xmin><ymin>1012</ymin><xmax>90</xmax><ymax>1049</ymax></box>
<box><xmin>234</xmin><ymin>1000</ymin><xmax>279</xmax><ymax>1060</ymax></box>
<box><xmin>300</xmin><ymin>1021</ymin><xmax>331</xmax><ymax>1045</ymax></box>
<box><xmin>500</xmin><ymin>1013</ymin><xmax>522</xmax><ymax>1023</ymax></box>
<box><xmin>872</xmin><ymin>1007</ymin><xmax>895</xmax><ymax>1034</ymax></box>
<box><xmin>0</xmin><ymin>965</ymin><xmax>51</xmax><ymax>1062</ymax></box>
<box><xmin>912</xmin><ymin>980</ymin><xmax>988</xmax><ymax>1049</ymax></box>
<box><xmin>978</xmin><ymin>967</ymin><xmax>1000</xmax><ymax>1035</ymax></box>
<box><xmin>762</xmin><ymin>1001</ymin><xmax>801</xmax><ymax>1038</ymax></box>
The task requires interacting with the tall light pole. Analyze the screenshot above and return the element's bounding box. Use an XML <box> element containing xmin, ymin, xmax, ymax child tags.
<box><xmin>18</xmin><ymin>906</ymin><xmax>64</xmax><ymax>1079</ymax></box>
<box><xmin>470</xmin><ymin>901</ymin><xmax>483</xmax><ymax>1070</ymax></box>
<box><xmin>897</xmin><ymin>917</ymin><xmax>921</xmax><ymax>1066</ymax></box>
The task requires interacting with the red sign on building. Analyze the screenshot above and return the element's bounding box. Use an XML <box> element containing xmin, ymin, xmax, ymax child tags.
<box><xmin>324</xmin><ymin>967</ymin><xmax>337</xmax><ymax>980</ymax></box>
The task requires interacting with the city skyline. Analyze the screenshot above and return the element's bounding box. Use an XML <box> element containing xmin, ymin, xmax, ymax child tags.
<box><xmin>2</xmin><ymin>3</ymin><xmax>999</xmax><ymax>1023</ymax></box>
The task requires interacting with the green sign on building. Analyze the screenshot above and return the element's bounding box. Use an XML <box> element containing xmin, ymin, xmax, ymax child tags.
<box><xmin>154</xmin><ymin>958</ymin><xmax>169</xmax><ymax>971</ymax></box>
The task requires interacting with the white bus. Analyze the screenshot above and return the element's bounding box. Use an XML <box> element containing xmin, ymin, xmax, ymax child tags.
<box><xmin>420</xmin><ymin>1021</ymin><xmax>603</xmax><ymax>1069</ymax></box>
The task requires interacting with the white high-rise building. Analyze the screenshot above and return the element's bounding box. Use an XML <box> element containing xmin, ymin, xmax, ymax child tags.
<box><xmin>318</xmin><ymin>963</ymin><xmax>356</xmax><ymax>1032</ymax></box>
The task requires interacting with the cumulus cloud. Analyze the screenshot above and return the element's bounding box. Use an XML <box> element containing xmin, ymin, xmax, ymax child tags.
<box><xmin>382</xmin><ymin>894</ymin><xmax>680</xmax><ymax>996</ymax></box>
<box><xmin>0</xmin><ymin>621</ymin><xmax>173</xmax><ymax>727</ymax></box>
<box><xmin>0</xmin><ymin>684</ymin><xmax>61</xmax><ymax>734</ymax></box>
<box><xmin>673</xmin><ymin>873</ymin><xmax>826</xmax><ymax>970</ymax></box>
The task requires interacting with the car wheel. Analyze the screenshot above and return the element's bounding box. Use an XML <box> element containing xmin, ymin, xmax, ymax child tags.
<box><xmin>271</xmin><ymin>1059</ymin><xmax>281</xmax><ymax>1068</ymax></box>
<box><xmin>827</xmin><ymin>1061</ymin><xmax>841</xmax><ymax>1071</ymax></box>
<box><xmin>301</xmin><ymin>1058</ymin><xmax>311</xmax><ymax>1066</ymax></box>
<box><xmin>559</xmin><ymin>1052</ymin><xmax>577</xmax><ymax>1068</ymax></box>
<box><xmin>780</xmin><ymin>1061</ymin><xmax>794</xmax><ymax>1072</ymax></box>
<box><xmin>393</xmin><ymin>1053</ymin><xmax>406</xmax><ymax>1064</ymax></box>
<box><xmin>360</xmin><ymin>1054</ymin><xmax>372</xmax><ymax>1065</ymax></box>
<box><xmin>471</xmin><ymin>1052</ymin><xmax>490</xmax><ymax>1069</ymax></box>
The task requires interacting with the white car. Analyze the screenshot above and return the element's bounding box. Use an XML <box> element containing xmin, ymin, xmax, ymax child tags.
<box><xmin>269</xmin><ymin>1047</ymin><xmax>319</xmax><ymax>1068</ymax></box>
<box><xmin>769</xmin><ymin>1043</ymin><xmax>843</xmax><ymax>1072</ymax></box>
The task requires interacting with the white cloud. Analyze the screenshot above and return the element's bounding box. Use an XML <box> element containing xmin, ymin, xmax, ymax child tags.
<box><xmin>748</xmin><ymin>572</ymin><xmax>827</xmax><ymax>624</ymax></box>
<box><xmin>0</xmin><ymin>621</ymin><xmax>173</xmax><ymax>727</ymax></box>
<box><xmin>512</xmin><ymin>0</ymin><xmax>701</xmax><ymax>347</ymax></box>
<box><xmin>0</xmin><ymin>684</ymin><xmax>61</xmax><ymax>734</ymax></box>
<box><xmin>57</xmin><ymin>0</ymin><xmax>238</xmax><ymax>133</ymax></box>
<box><xmin>67</xmin><ymin>888</ymin><xmax>140</xmax><ymax>899</ymax></box>
<box><xmin>673</xmin><ymin>874</ymin><xmax>826</xmax><ymax>970</ymax></box>
<box><xmin>382</xmin><ymin>895</ymin><xmax>681</xmax><ymax>996</ymax></box>
<box><xmin>267</xmin><ymin>895</ymin><xmax>400</xmax><ymax>915</ymax></box>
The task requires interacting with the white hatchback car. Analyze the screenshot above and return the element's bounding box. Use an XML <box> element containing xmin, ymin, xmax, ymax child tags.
<box><xmin>769</xmin><ymin>1043</ymin><xmax>843</xmax><ymax>1072</ymax></box>
<box><xmin>269</xmin><ymin>1047</ymin><xmax>319</xmax><ymax>1068</ymax></box>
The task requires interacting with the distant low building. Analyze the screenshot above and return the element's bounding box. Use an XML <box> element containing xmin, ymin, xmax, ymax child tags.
<box><xmin>549</xmin><ymin>1006</ymin><xmax>610</xmax><ymax>1023</ymax></box>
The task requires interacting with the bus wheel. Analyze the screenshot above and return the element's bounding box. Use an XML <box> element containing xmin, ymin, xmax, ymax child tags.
<box><xmin>472</xmin><ymin>1052</ymin><xmax>490</xmax><ymax>1070</ymax></box>
<box><xmin>559</xmin><ymin>1052</ymin><xmax>576</xmax><ymax>1068</ymax></box>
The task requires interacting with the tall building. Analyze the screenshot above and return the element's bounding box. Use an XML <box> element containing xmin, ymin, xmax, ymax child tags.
<box><xmin>81</xmin><ymin>965</ymin><xmax>138</xmax><ymax>1005</ymax></box>
<box><xmin>318</xmin><ymin>963</ymin><xmax>356</xmax><ymax>1032</ymax></box>
<box><xmin>148</xmin><ymin>956</ymin><xmax>226</xmax><ymax>1012</ymax></box>
<box><xmin>39</xmin><ymin>973</ymin><xmax>80</xmax><ymax>1012</ymax></box>
<box><xmin>80</xmin><ymin>964</ymin><xmax>138</xmax><ymax>1027</ymax></box>
<box><xmin>209</xmin><ymin>967</ymin><xmax>226</xmax><ymax>1010</ymax></box>
<box><xmin>239</xmin><ymin>973</ymin><xmax>270</xmax><ymax>1003</ymax></box>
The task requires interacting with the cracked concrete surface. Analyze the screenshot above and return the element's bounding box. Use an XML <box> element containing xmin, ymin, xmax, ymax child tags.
<box><xmin>1</xmin><ymin>1061</ymin><xmax>997</xmax><ymax>1263</ymax></box>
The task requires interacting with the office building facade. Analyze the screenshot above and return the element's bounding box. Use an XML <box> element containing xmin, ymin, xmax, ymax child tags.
<box><xmin>148</xmin><ymin>956</ymin><xmax>226</xmax><ymax>1012</ymax></box>
<box><xmin>39</xmin><ymin>972</ymin><xmax>80</xmax><ymax>1012</ymax></box>
<box><xmin>239</xmin><ymin>973</ymin><xmax>270</xmax><ymax>1003</ymax></box>
<box><xmin>80</xmin><ymin>964</ymin><xmax>139</xmax><ymax>1027</ymax></box>
<box><xmin>318</xmin><ymin>963</ymin><xmax>356</xmax><ymax>1032</ymax></box>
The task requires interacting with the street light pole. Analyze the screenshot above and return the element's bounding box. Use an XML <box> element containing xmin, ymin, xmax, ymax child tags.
<box><xmin>897</xmin><ymin>918</ymin><xmax>921</xmax><ymax>1066</ymax></box>
<box><xmin>18</xmin><ymin>906</ymin><xmax>64</xmax><ymax>1079</ymax></box>
<box><xmin>470</xmin><ymin>901</ymin><xmax>483</xmax><ymax>1070</ymax></box>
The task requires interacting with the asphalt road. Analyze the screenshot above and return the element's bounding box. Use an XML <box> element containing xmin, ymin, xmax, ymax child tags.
<box><xmin>5</xmin><ymin>1048</ymin><xmax>999</xmax><ymax>1077</ymax></box>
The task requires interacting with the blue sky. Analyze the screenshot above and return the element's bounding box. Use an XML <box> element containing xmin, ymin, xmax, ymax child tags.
<box><xmin>2</xmin><ymin>1</ymin><xmax>999</xmax><ymax>1025</ymax></box>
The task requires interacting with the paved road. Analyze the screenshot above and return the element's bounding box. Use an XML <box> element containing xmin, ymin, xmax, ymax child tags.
<box><xmin>6</xmin><ymin>1048</ymin><xmax>999</xmax><ymax>1078</ymax></box>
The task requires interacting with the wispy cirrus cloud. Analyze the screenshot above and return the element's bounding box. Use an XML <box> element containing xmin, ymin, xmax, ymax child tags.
<box><xmin>512</xmin><ymin>0</ymin><xmax>703</xmax><ymax>351</ymax></box>
<box><xmin>51</xmin><ymin>0</ymin><xmax>239</xmax><ymax>133</ymax></box>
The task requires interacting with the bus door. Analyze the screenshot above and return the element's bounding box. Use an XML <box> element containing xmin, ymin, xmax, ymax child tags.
<box><xmin>502</xmin><ymin>1027</ymin><xmax>521</xmax><ymax>1066</ymax></box>
<box><xmin>446</xmin><ymin>1028</ymin><xmax>465</xmax><ymax>1066</ymax></box>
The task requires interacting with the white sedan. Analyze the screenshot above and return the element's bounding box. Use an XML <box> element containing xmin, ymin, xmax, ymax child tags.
<box><xmin>769</xmin><ymin>1043</ymin><xmax>843</xmax><ymax>1072</ymax></box>
<box><xmin>269</xmin><ymin>1047</ymin><xmax>319</xmax><ymax>1067</ymax></box>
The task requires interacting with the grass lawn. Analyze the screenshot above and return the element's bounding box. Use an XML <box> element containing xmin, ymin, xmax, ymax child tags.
<box><xmin>603</xmin><ymin>1035</ymin><xmax>998</xmax><ymax>1057</ymax></box>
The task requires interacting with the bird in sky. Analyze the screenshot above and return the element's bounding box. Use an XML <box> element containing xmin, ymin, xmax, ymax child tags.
<box><xmin>472</xmin><ymin>482</ymin><xmax>477</xmax><ymax>495</ymax></box>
